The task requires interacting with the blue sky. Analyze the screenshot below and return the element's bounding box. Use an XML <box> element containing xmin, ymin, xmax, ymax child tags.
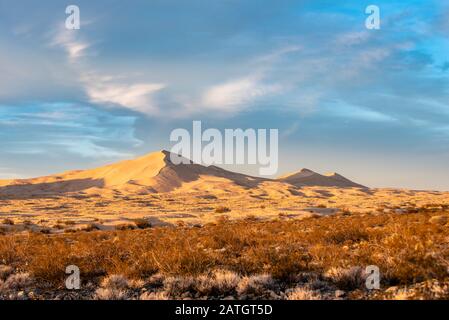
<box><xmin>0</xmin><ymin>0</ymin><xmax>448</xmax><ymax>189</ymax></box>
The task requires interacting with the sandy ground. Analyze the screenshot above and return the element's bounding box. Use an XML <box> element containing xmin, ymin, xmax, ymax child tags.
<box><xmin>1</xmin><ymin>182</ymin><xmax>448</xmax><ymax>234</ymax></box>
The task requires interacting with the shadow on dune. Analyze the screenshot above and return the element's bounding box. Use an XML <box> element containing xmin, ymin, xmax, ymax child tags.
<box><xmin>147</xmin><ymin>161</ymin><xmax>271</xmax><ymax>192</ymax></box>
<box><xmin>0</xmin><ymin>178</ymin><xmax>105</xmax><ymax>200</ymax></box>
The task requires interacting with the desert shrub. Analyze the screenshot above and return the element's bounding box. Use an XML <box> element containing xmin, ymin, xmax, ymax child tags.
<box><xmin>100</xmin><ymin>274</ymin><xmax>130</xmax><ymax>290</ymax></box>
<box><xmin>242</xmin><ymin>246</ymin><xmax>311</xmax><ymax>281</ymax></box>
<box><xmin>194</xmin><ymin>274</ymin><xmax>216</xmax><ymax>296</ymax></box>
<box><xmin>211</xmin><ymin>269</ymin><xmax>241</xmax><ymax>294</ymax></box>
<box><xmin>146</xmin><ymin>273</ymin><xmax>165</xmax><ymax>289</ymax></box>
<box><xmin>286</xmin><ymin>286</ymin><xmax>322</xmax><ymax>300</ymax></box>
<box><xmin>0</xmin><ymin>265</ymin><xmax>13</xmax><ymax>280</ymax></box>
<box><xmin>194</xmin><ymin>270</ymin><xmax>240</xmax><ymax>296</ymax></box>
<box><xmin>95</xmin><ymin>287</ymin><xmax>129</xmax><ymax>300</ymax></box>
<box><xmin>429</xmin><ymin>215</ymin><xmax>448</xmax><ymax>225</ymax></box>
<box><xmin>133</xmin><ymin>218</ymin><xmax>152</xmax><ymax>229</ymax></box>
<box><xmin>2</xmin><ymin>218</ymin><xmax>14</xmax><ymax>225</ymax></box>
<box><xmin>82</xmin><ymin>223</ymin><xmax>101</xmax><ymax>232</ymax></box>
<box><xmin>215</xmin><ymin>206</ymin><xmax>231</xmax><ymax>213</ymax></box>
<box><xmin>163</xmin><ymin>276</ymin><xmax>196</xmax><ymax>297</ymax></box>
<box><xmin>140</xmin><ymin>291</ymin><xmax>169</xmax><ymax>300</ymax></box>
<box><xmin>95</xmin><ymin>274</ymin><xmax>130</xmax><ymax>300</ymax></box>
<box><xmin>115</xmin><ymin>224</ymin><xmax>136</xmax><ymax>231</ymax></box>
<box><xmin>150</xmin><ymin>238</ymin><xmax>214</xmax><ymax>276</ymax></box>
<box><xmin>0</xmin><ymin>273</ymin><xmax>32</xmax><ymax>291</ymax></box>
<box><xmin>392</xmin><ymin>289</ymin><xmax>415</xmax><ymax>300</ymax></box>
<box><xmin>236</xmin><ymin>274</ymin><xmax>275</xmax><ymax>296</ymax></box>
<box><xmin>40</xmin><ymin>228</ymin><xmax>51</xmax><ymax>234</ymax></box>
<box><xmin>323</xmin><ymin>228</ymin><xmax>369</xmax><ymax>244</ymax></box>
<box><xmin>245</xmin><ymin>215</ymin><xmax>259</xmax><ymax>221</ymax></box>
<box><xmin>324</xmin><ymin>267</ymin><xmax>366</xmax><ymax>291</ymax></box>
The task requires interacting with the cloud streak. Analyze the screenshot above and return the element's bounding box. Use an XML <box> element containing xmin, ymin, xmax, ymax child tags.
<box><xmin>81</xmin><ymin>73</ymin><xmax>166</xmax><ymax>114</ymax></box>
<box><xmin>51</xmin><ymin>29</ymin><xmax>91</xmax><ymax>62</ymax></box>
<box><xmin>50</xmin><ymin>28</ymin><xmax>166</xmax><ymax>115</ymax></box>
<box><xmin>201</xmin><ymin>75</ymin><xmax>282</xmax><ymax>112</ymax></box>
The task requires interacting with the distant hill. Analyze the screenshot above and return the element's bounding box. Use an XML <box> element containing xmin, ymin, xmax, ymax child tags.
<box><xmin>278</xmin><ymin>168</ymin><xmax>366</xmax><ymax>188</ymax></box>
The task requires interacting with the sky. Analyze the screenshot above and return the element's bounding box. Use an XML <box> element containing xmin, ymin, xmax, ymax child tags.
<box><xmin>0</xmin><ymin>0</ymin><xmax>448</xmax><ymax>190</ymax></box>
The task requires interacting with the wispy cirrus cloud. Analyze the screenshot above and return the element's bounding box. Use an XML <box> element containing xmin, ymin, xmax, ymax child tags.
<box><xmin>51</xmin><ymin>29</ymin><xmax>91</xmax><ymax>62</ymax></box>
<box><xmin>50</xmin><ymin>28</ymin><xmax>166</xmax><ymax>115</ymax></box>
<box><xmin>0</xmin><ymin>102</ymin><xmax>142</xmax><ymax>160</ymax></box>
<box><xmin>84</xmin><ymin>79</ymin><xmax>166</xmax><ymax>114</ymax></box>
<box><xmin>201</xmin><ymin>75</ymin><xmax>283</xmax><ymax>112</ymax></box>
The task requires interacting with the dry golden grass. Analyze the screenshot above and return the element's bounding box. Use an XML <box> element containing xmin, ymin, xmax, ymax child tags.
<box><xmin>0</xmin><ymin>206</ymin><xmax>449</xmax><ymax>299</ymax></box>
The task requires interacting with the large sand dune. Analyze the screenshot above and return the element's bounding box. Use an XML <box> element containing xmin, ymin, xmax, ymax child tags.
<box><xmin>1</xmin><ymin>150</ymin><xmax>448</xmax><ymax>234</ymax></box>
<box><xmin>0</xmin><ymin>150</ymin><xmax>362</xmax><ymax>196</ymax></box>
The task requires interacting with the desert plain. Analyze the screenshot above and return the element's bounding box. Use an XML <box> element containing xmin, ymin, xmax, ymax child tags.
<box><xmin>0</xmin><ymin>150</ymin><xmax>447</xmax><ymax>234</ymax></box>
<box><xmin>0</xmin><ymin>150</ymin><xmax>448</xmax><ymax>300</ymax></box>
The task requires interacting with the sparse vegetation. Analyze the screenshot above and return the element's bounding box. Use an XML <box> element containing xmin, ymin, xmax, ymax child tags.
<box><xmin>0</xmin><ymin>206</ymin><xmax>448</xmax><ymax>299</ymax></box>
<box><xmin>286</xmin><ymin>286</ymin><xmax>322</xmax><ymax>300</ymax></box>
<box><xmin>39</xmin><ymin>228</ymin><xmax>51</xmax><ymax>234</ymax></box>
<box><xmin>215</xmin><ymin>206</ymin><xmax>231</xmax><ymax>213</ymax></box>
<box><xmin>82</xmin><ymin>223</ymin><xmax>101</xmax><ymax>232</ymax></box>
<box><xmin>133</xmin><ymin>218</ymin><xmax>152</xmax><ymax>229</ymax></box>
<box><xmin>115</xmin><ymin>223</ymin><xmax>136</xmax><ymax>231</ymax></box>
<box><xmin>2</xmin><ymin>218</ymin><xmax>14</xmax><ymax>225</ymax></box>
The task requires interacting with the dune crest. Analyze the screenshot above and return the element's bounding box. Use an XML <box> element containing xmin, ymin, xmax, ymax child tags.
<box><xmin>278</xmin><ymin>168</ymin><xmax>365</xmax><ymax>188</ymax></box>
<box><xmin>0</xmin><ymin>150</ymin><xmax>365</xmax><ymax>196</ymax></box>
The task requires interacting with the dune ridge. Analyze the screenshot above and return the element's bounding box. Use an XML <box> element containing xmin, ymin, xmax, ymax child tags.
<box><xmin>279</xmin><ymin>168</ymin><xmax>365</xmax><ymax>188</ymax></box>
<box><xmin>0</xmin><ymin>150</ymin><xmax>365</xmax><ymax>196</ymax></box>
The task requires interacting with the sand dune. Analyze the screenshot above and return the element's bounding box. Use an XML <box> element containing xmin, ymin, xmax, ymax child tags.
<box><xmin>0</xmin><ymin>150</ymin><xmax>364</xmax><ymax>197</ymax></box>
<box><xmin>1</xmin><ymin>150</ymin><xmax>448</xmax><ymax>233</ymax></box>
<box><xmin>278</xmin><ymin>168</ymin><xmax>366</xmax><ymax>188</ymax></box>
<box><xmin>0</xmin><ymin>150</ymin><xmax>271</xmax><ymax>196</ymax></box>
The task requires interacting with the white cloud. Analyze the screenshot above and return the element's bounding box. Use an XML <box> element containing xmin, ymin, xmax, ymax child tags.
<box><xmin>324</xmin><ymin>101</ymin><xmax>397</xmax><ymax>123</ymax></box>
<box><xmin>255</xmin><ymin>45</ymin><xmax>302</xmax><ymax>64</ymax></box>
<box><xmin>50</xmin><ymin>29</ymin><xmax>166</xmax><ymax>115</ymax></box>
<box><xmin>85</xmin><ymin>80</ymin><xmax>166</xmax><ymax>114</ymax></box>
<box><xmin>191</xmin><ymin>46</ymin><xmax>300</xmax><ymax>115</ymax></box>
<box><xmin>201</xmin><ymin>76</ymin><xmax>282</xmax><ymax>112</ymax></box>
<box><xmin>48</xmin><ymin>29</ymin><xmax>297</xmax><ymax>117</ymax></box>
<box><xmin>51</xmin><ymin>29</ymin><xmax>90</xmax><ymax>62</ymax></box>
